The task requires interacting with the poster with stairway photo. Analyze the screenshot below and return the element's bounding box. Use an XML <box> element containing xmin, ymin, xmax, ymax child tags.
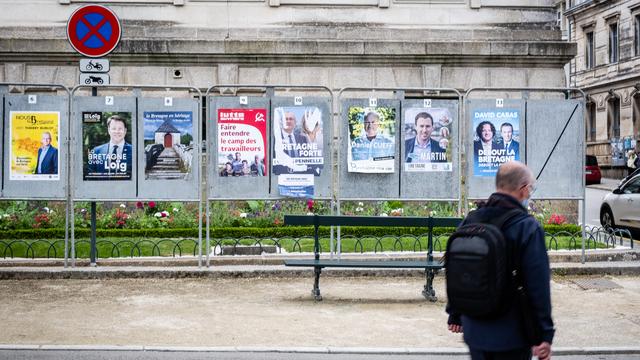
<box><xmin>143</xmin><ymin>111</ymin><xmax>194</xmax><ymax>180</ymax></box>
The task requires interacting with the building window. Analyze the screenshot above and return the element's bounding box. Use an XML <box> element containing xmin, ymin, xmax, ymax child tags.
<box><xmin>635</xmin><ymin>15</ymin><xmax>640</xmax><ymax>56</ymax></box>
<box><xmin>609</xmin><ymin>22</ymin><xmax>619</xmax><ymax>63</ymax></box>
<box><xmin>585</xmin><ymin>31</ymin><xmax>594</xmax><ymax>69</ymax></box>
<box><xmin>588</xmin><ymin>102</ymin><xmax>596</xmax><ymax>141</ymax></box>
<box><xmin>633</xmin><ymin>93</ymin><xmax>640</xmax><ymax>139</ymax></box>
<box><xmin>608</xmin><ymin>96</ymin><xmax>621</xmax><ymax>139</ymax></box>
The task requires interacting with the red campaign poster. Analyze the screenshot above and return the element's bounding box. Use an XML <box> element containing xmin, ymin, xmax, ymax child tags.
<box><xmin>217</xmin><ymin>108</ymin><xmax>268</xmax><ymax>177</ymax></box>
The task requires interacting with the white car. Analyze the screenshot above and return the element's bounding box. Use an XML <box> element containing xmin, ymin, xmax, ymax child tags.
<box><xmin>600</xmin><ymin>174</ymin><xmax>640</xmax><ymax>235</ymax></box>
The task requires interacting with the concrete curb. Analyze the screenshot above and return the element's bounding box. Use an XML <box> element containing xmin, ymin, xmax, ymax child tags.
<box><xmin>0</xmin><ymin>261</ymin><xmax>639</xmax><ymax>280</ymax></box>
<box><xmin>1</xmin><ymin>344</ymin><xmax>639</xmax><ymax>355</ymax></box>
<box><xmin>1</xmin><ymin>249</ymin><xmax>638</xmax><ymax>268</ymax></box>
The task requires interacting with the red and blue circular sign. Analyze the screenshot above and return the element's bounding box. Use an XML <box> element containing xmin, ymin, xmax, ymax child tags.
<box><xmin>67</xmin><ymin>5</ymin><xmax>121</xmax><ymax>58</ymax></box>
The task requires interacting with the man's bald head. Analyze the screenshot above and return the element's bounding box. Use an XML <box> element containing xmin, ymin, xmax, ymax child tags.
<box><xmin>495</xmin><ymin>161</ymin><xmax>534</xmax><ymax>193</ymax></box>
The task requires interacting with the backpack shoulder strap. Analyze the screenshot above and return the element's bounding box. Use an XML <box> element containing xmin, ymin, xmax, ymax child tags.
<box><xmin>487</xmin><ymin>208</ymin><xmax>524</xmax><ymax>230</ymax></box>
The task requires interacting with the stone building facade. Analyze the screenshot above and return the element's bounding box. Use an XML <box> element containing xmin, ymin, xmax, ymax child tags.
<box><xmin>0</xmin><ymin>1</ymin><xmax>573</xmax><ymax>91</ymax></box>
<box><xmin>565</xmin><ymin>0</ymin><xmax>640</xmax><ymax>178</ymax></box>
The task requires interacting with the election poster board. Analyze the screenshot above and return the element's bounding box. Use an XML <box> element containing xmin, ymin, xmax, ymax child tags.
<box><xmin>217</xmin><ymin>108</ymin><xmax>268</xmax><ymax>177</ymax></box>
<box><xmin>83</xmin><ymin>111</ymin><xmax>133</xmax><ymax>181</ymax></box>
<box><xmin>143</xmin><ymin>111</ymin><xmax>193</xmax><ymax>180</ymax></box>
<box><xmin>347</xmin><ymin>106</ymin><xmax>396</xmax><ymax>173</ymax></box>
<box><xmin>9</xmin><ymin>111</ymin><xmax>60</xmax><ymax>181</ymax></box>
<box><xmin>403</xmin><ymin>107</ymin><xmax>453</xmax><ymax>172</ymax></box>
<box><xmin>272</xmin><ymin>106</ymin><xmax>324</xmax><ymax>177</ymax></box>
<box><xmin>471</xmin><ymin>108</ymin><xmax>521</xmax><ymax>177</ymax></box>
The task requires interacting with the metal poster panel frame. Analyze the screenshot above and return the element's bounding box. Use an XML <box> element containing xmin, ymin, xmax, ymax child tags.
<box><xmin>271</xmin><ymin>96</ymin><xmax>333</xmax><ymax>200</ymax></box>
<box><xmin>339</xmin><ymin>98</ymin><xmax>401</xmax><ymax>200</ymax></box>
<box><xmin>138</xmin><ymin>96</ymin><xmax>200</xmax><ymax>201</ymax></box>
<box><xmin>466</xmin><ymin>98</ymin><xmax>526</xmax><ymax>200</ymax></box>
<box><xmin>400</xmin><ymin>98</ymin><xmax>460</xmax><ymax>200</ymax></box>
<box><xmin>208</xmin><ymin>96</ymin><xmax>271</xmax><ymax>200</ymax></box>
<box><xmin>1</xmin><ymin>90</ymin><xmax>70</xmax><ymax>200</ymax></box>
<box><xmin>0</xmin><ymin>93</ymin><xmax>3</xmax><ymax>197</ymax></box>
<box><xmin>72</xmin><ymin>95</ymin><xmax>137</xmax><ymax>201</ymax></box>
<box><xmin>526</xmin><ymin>99</ymin><xmax>584</xmax><ymax>200</ymax></box>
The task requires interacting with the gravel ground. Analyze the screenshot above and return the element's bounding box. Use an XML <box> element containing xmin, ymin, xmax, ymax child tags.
<box><xmin>0</xmin><ymin>275</ymin><xmax>639</xmax><ymax>348</ymax></box>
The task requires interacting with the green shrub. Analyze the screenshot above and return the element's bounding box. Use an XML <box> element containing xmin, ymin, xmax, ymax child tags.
<box><xmin>0</xmin><ymin>223</ymin><xmax>583</xmax><ymax>240</ymax></box>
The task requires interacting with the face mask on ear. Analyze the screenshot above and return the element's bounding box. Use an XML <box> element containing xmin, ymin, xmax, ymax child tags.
<box><xmin>521</xmin><ymin>199</ymin><xmax>529</xmax><ymax>209</ymax></box>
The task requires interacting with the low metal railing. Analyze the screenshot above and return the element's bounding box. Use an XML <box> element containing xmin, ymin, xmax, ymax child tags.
<box><xmin>0</xmin><ymin>227</ymin><xmax>633</xmax><ymax>260</ymax></box>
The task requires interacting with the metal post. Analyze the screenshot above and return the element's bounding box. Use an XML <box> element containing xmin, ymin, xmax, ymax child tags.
<box><xmin>88</xmin><ymin>86</ymin><xmax>98</xmax><ymax>267</ymax></box>
<box><xmin>581</xmin><ymin>198</ymin><xmax>586</xmax><ymax>263</ymax></box>
<box><xmin>90</xmin><ymin>201</ymin><xmax>97</xmax><ymax>266</ymax></box>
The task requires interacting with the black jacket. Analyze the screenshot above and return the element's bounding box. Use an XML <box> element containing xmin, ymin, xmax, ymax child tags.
<box><xmin>447</xmin><ymin>192</ymin><xmax>555</xmax><ymax>351</ymax></box>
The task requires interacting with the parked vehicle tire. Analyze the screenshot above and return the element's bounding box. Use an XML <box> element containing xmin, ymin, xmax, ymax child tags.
<box><xmin>600</xmin><ymin>205</ymin><xmax>615</xmax><ymax>229</ymax></box>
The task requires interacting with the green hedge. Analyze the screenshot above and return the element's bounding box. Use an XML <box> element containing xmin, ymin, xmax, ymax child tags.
<box><xmin>0</xmin><ymin>224</ymin><xmax>582</xmax><ymax>240</ymax></box>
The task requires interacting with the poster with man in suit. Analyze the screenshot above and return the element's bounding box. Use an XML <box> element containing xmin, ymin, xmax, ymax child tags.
<box><xmin>83</xmin><ymin>112</ymin><xmax>133</xmax><ymax>181</ymax></box>
<box><xmin>9</xmin><ymin>111</ymin><xmax>60</xmax><ymax>181</ymax></box>
<box><xmin>403</xmin><ymin>107</ymin><xmax>453</xmax><ymax>172</ymax></box>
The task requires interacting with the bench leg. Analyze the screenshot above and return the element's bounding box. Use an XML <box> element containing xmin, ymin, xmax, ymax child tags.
<box><xmin>312</xmin><ymin>266</ymin><xmax>323</xmax><ymax>301</ymax></box>
<box><xmin>422</xmin><ymin>269</ymin><xmax>437</xmax><ymax>302</ymax></box>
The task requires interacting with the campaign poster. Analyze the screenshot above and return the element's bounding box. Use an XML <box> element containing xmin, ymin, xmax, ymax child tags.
<box><xmin>403</xmin><ymin>107</ymin><xmax>453</xmax><ymax>172</ymax></box>
<box><xmin>83</xmin><ymin>111</ymin><xmax>133</xmax><ymax>181</ymax></box>
<box><xmin>272</xmin><ymin>106</ymin><xmax>324</xmax><ymax>176</ymax></box>
<box><xmin>143</xmin><ymin>111</ymin><xmax>193</xmax><ymax>180</ymax></box>
<box><xmin>9</xmin><ymin>111</ymin><xmax>60</xmax><ymax>181</ymax></box>
<box><xmin>277</xmin><ymin>174</ymin><xmax>314</xmax><ymax>198</ymax></box>
<box><xmin>347</xmin><ymin>106</ymin><xmax>396</xmax><ymax>173</ymax></box>
<box><xmin>217</xmin><ymin>108</ymin><xmax>268</xmax><ymax>177</ymax></box>
<box><xmin>472</xmin><ymin>109</ymin><xmax>521</xmax><ymax>177</ymax></box>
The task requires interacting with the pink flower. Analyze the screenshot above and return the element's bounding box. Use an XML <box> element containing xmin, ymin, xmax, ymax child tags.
<box><xmin>306</xmin><ymin>199</ymin><xmax>314</xmax><ymax>212</ymax></box>
<box><xmin>148</xmin><ymin>201</ymin><xmax>156</xmax><ymax>209</ymax></box>
<box><xmin>136</xmin><ymin>201</ymin><xmax>144</xmax><ymax>209</ymax></box>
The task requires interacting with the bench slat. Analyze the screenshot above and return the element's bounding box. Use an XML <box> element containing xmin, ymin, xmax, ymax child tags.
<box><xmin>284</xmin><ymin>259</ymin><xmax>443</xmax><ymax>269</ymax></box>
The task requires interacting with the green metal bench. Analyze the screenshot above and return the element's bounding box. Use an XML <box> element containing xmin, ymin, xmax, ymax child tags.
<box><xmin>283</xmin><ymin>215</ymin><xmax>462</xmax><ymax>301</ymax></box>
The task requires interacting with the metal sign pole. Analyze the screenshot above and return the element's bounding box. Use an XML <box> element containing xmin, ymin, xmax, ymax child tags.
<box><xmin>90</xmin><ymin>86</ymin><xmax>98</xmax><ymax>266</ymax></box>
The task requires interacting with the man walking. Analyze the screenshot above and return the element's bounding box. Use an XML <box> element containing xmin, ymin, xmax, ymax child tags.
<box><xmin>447</xmin><ymin>161</ymin><xmax>554</xmax><ymax>360</ymax></box>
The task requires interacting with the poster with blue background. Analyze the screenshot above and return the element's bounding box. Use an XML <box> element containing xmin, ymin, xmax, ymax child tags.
<box><xmin>472</xmin><ymin>109</ymin><xmax>521</xmax><ymax>177</ymax></box>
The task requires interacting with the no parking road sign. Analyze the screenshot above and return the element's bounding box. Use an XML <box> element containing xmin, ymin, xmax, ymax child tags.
<box><xmin>67</xmin><ymin>5</ymin><xmax>121</xmax><ymax>58</ymax></box>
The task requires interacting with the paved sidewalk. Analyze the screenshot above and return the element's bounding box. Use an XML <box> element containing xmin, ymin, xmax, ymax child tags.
<box><xmin>587</xmin><ymin>178</ymin><xmax>620</xmax><ymax>192</ymax></box>
<box><xmin>0</xmin><ymin>274</ymin><xmax>639</xmax><ymax>355</ymax></box>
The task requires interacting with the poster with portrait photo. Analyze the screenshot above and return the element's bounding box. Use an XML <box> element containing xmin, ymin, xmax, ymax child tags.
<box><xmin>347</xmin><ymin>106</ymin><xmax>396</xmax><ymax>173</ymax></box>
<box><xmin>217</xmin><ymin>108</ymin><xmax>268</xmax><ymax>177</ymax></box>
<box><xmin>9</xmin><ymin>111</ymin><xmax>60</xmax><ymax>181</ymax></box>
<box><xmin>272</xmin><ymin>106</ymin><xmax>324</xmax><ymax>176</ymax></box>
<box><xmin>403</xmin><ymin>107</ymin><xmax>453</xmax><ymax>172</ymax></box>
<box><xmin>472</xmin><ymin>109</ymin><xmax>521</xmax><ymax>177</ymax></box>
<box><xmin>143</xmin><ymin>111</ymin><xmax>193</xmax><ymax>180</ymax></box>
<box><xmin>83</xmin><ymin>111</ymin><xmax>133</xmax><ymax>181</ymax></box>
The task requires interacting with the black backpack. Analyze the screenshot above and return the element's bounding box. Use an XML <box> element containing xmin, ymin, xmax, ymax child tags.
<box><xmin>445</xmin><ymin>208</ymin><xmax>523</xmax><ymax>319</ymax></box>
